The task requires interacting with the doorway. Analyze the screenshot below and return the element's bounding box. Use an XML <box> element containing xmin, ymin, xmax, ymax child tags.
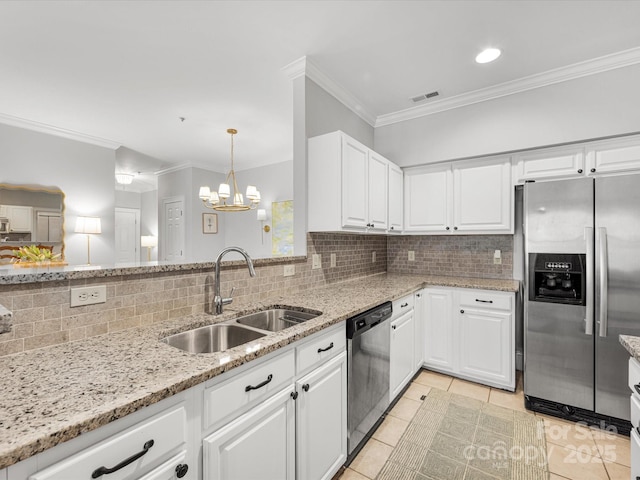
<box><xmin>162</xmin><ymin>197</ymin><xmax>185</xmax><ymax>262</ymax></box>
<box><xmin>115</xmin><ymin>208</ymin><xmax>140</xmax><ymax>263</ymax></box>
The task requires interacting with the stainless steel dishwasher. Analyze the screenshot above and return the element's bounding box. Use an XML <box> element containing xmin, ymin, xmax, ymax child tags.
<box><xmin>346</xmin><ymin>301</ymin><xmax>393</xmax><ymax>456</ymax></box>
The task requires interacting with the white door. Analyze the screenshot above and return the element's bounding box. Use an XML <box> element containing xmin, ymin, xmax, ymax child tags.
<box><xmin>341</xmin><ymin>136</ymin><xmax>368</xmax><ymax>229</ymax></box>
<box><xmin>114</xmin><ymin>208</ymin><xmax>139</xmax><ymax>263</ymax></box>
<box><xmin>163</xmin><ymin>198</ymin><xmax>185</xmax><ymax>262</ymax></box>
<box><xmin>390</xmin><ymin>310</ymin><xmax>415</xmax><ymax>401</ymax></box>
<box><xmin>367</xmin><ymin>152</ymin><xmax>388</xmax><ymax>231</ymax></box>
<box><xmin>388</xmin><ymin>163</ymin><xmax>403</xmax><ymax>232</ymax></box>
<box><xmin>203</xmin><ymin>386</ymin><xmax>296</xmax><ymax>480</ymax></box>
<box><xmin>458</xmin><ymin>308</ymin><xmax>512</xmax><ymax>386</ymax></box>
<box><xmin>453</xmin><ymin>157</ymin><xmax>512</xmax><ymax>233</ymax></box>
<box><xmin>296</xmin><ymin>352</ymin><xmax>347</xmax><ymax>480</ymax></box>
<box><xmin>404</xmin><ymin>165</ymin><xmax>451</xmax><ymax>233</ymax></box>
<box><xmin>424</xmin><ymin>288</ymin><xmax>455</xmax><ymax>372</ymax></box>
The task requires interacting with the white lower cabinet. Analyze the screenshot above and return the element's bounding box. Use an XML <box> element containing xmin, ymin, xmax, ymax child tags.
<box><xmin>423</xmin><ymin>288</ymin><xmax>455</xmax><ymax>373</ymax></box>
<box><xmin>423</xmin><ymin>287</ymin><xmax>515</xmax><ymax>391</ymax></box>
<box><xmin>296</xmin><ymin>352</ymin><xmax>347</xmax><ymax>480</ymax></box>
<box><xmin>138</xmin><ymin>451</ymin><xmax>189</xmax><ymax>480</ymax></box>
<box><xmin>203</xmin><ymin>385</ymin><xmax>296</xmax><ymax>480</ymax></box>
<box><xmin>390</xmin><ymin>310</ymin><xmax>415</xmax><ymax>401</ymax></box>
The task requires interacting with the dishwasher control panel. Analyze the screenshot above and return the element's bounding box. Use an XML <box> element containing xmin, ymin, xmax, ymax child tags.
<box><xmin>346</xmin><ymin>301</ymin><xmax>392</xmax><ymax>339</ymax></box>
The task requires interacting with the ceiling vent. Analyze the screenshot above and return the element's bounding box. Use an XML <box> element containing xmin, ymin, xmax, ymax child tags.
<box><xmin>411</xmin><ymin>91</ymin><xmax>439</xmax><ymax>103</ymax></box>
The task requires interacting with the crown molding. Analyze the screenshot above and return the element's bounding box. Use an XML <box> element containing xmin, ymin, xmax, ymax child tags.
<box><xmin>283</xmin><ymin>56</ymin><xmax>377</xmax><ymax>127</ymax></box>
<box><xmin>376</xmin><ymin>46</ymin><xmax>640</xmax><ymax>127</ymax></box>
<box><xmin>0</xmin><ymin>112</ymin><xmax>122</xmax><ymax>149</ymax></box>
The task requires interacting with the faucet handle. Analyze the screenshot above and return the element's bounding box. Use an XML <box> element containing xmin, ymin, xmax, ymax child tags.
<box><xmin>228</xmin><ymin>287</ymin><xmax>235</xmax><ymax>298</ymax></box>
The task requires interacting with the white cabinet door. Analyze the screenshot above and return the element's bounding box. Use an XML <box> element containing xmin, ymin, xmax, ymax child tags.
<box><xmin>368</xmin><ymin>152</ymin><xmax>388</xmax><ymax>231</ymax></box>
<box><xmin>137</xmin><ymin>451</ymin><xmax>189</xmax><ymax>480</ymax></box>
<box><xmin>203</xmin><ymin>386</ymin><xmax>295</xmax><ymax>480</ymax></box>
<box><xmin>453</xmin><ymin>157</ymin><xmax>512</xmax><ymax>233</ymax></box>
<box><xmin>458</xmin><ymin>307</ymin><xmax>512</xmax><ymax>387</ymax></box>
<box><xmin>341</xmin><ymin>136</ymin><xmax>369</xmax><ymax>229</ymax></box>
<box><xmin>513</xmin><ymin>146</ymin><xmax>586</xmax><ymax>183</ymax></box>
<box><xmin>388</xmin><ymin>163</ymin><xmax>403</xmax><ymax>232</ymax></box>
<box><xmin>632</xmin><ymin>428</ymin><xmax>640</xmax><ymax>480</ymax></box>
<box><xmin>586</xmin><ymin>136</ymin><xmax>640</xmax><ymax>176</ymax></box>
<box><xmin>414</xmin><ymin>290</ymin><xmax>425</xmax><ymax>370</ymax></box>
<box><xmin>296</xmin><ymin>352</ymin><xmax>347</xmax><ymax>480</ymax></box>
<box><xmin>8</xmin><ymin>206</ymin><xmax>32</xmax><ymax>232</ymax></box>
<box><xmin>390</xmin><ymin>310</ymin><xmax>415</xmax><ymax>401</ymax></box>
<box><xmin>423</xmin><ymin>288</ymin><xmax>455</xmax><ymax>372</ymax></box>
<box><xmin>404</xmin><ymin>165</ymin><xmax>451</xmax><ymax>233</ymax></box>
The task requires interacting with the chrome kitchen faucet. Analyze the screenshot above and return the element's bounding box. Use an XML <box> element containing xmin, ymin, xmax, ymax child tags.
<box><xmin>214</xmin><ymin>246</ymin><xmax>256</xmax><ymax>314</ymax></box>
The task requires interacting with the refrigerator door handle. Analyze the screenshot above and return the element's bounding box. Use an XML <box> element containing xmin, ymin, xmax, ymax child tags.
<box><xmin>585</xmin><ymin>227</ymin><xmax>594</xmax><ymax>335</ymax></box>
<box><xmin>597</xmin><ymin>227</ymin><xmax>608</xmax><ymax>337</ymax></box>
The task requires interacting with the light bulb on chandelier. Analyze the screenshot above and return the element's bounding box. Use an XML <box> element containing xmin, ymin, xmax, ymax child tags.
<box><xmin>199</xmin><ymin>129</ymin><xmax>261</xmax><ymax>211</ymax></box>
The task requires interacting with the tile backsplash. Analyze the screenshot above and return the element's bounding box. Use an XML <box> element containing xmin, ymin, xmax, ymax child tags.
<box><xmin>0</xmin><ymin>232</ymin><xmax>513</xmax><ymax>357</ymax></box>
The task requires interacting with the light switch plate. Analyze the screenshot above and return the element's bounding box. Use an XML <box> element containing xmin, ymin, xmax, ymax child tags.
<box><xmin>372</xmin><ymin>251</ymin><xmax>376</xmax><ymax>263</ymax></box>
<box><xmin>284</xmin><ymin>265</ymin><xmax>295</xmax><ymax>277</ymax></box>
<box><xmin>330</xmin><ymin>253</ymin><xmax>336</xmax><ymax>268</ymax></box>
<box><xmin>312</xmin><ymin>254</ymin><xmax>321</xmax><ymax>269</ymax></box>
<box><xmin>408</xmin><ymin>251</ymin><xmax>415</xmax><ymax>261</ymax></box>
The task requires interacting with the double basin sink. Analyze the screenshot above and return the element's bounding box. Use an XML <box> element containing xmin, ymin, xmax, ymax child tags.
<box><xmin>162</xmin><ymin>308</ymin><xmax>320</xmax><ymax>354</ymax></box>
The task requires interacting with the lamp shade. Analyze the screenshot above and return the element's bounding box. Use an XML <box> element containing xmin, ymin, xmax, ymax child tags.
<box><xmin>75</xmin><ymin>216</ymin><xmax>101</xmax><ymax>234</ymax></box>
<box><xmin>199</xmin><ymin>186</ymin><xmax>211</xmax><ymax>200</ymax></box>
<box><xmin>115</xmin><ymin>173</ymin><xmax>134</xmax><ymax>185</ymax></box>
<box><xmin>141</xmin><ymin>235</ymin><xmax>158</xmax><ymax>248</ymax></box>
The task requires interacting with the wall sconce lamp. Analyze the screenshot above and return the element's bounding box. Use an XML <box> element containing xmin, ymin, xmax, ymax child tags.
<box><xmin>257</xmin><ymin>209</ymin><xmax>270</xmax><ymax>244</ymax></box>
<box><xmin>141</xmin><ymin>235</ymin><xmax>158</xmax><ymax>262</ymax></box>
<box><xmin>115</xmin><ymin>173</ymin><xmax>134</xmax><ymax>185</ymax></box>
<box><xmin>74</xmin><ymin>216</ymin><xmax>101</xmax><ymax>265</ymax></box>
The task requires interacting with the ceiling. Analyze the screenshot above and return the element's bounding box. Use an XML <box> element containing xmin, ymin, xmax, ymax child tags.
<box><xmin>1</xmin><ymin>0</ymin><xmax>640</xmax><ymax>189</ymax></box>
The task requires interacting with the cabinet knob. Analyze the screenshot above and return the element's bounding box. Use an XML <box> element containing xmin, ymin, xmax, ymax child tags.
<box><xmin>371</xmin><ymin>223</ymin><xmax>375</xmax><ymax>228</ymax></box>
<box><xmin>175</xmin><ymin>464</ymin><xmax>189</xmax><ymax>478</ymax></box>
<box><xmin>453</xmin><ymin>226</ymin><xmax>458</xmax><ymax>230</ymax></box>
<box><xmin>460</xmin><ymin>309</ymin><xmax>464</xmax><ymax>314</ymax></box>
<box><xmin>445</xmin><ymin>226</ymin><xmax>450</xmax><ymax>231</ymax></box>
<box><xmin>390</xmin><ymin>226</ymin><xmax>394</xmax><ymax>230</ymax></box>
<box><xmin>577</xmin><ymin>169</ymin><xmax>583</xmax><ymax>174</ymax></box>
<box><xmin>392</xmin><ymin>325</ymin><xmax>397</xmax><ymax>330</ymax></box>
<box><xmin>590</xmin><ymin>168</ymin><xmax>596</xmax><ymax>173</ymax></box>
<box><xmin>302</xmin><ymin>383</ymin><xmax>310</xmax><ymax>392</ymax></box>
<box><xmin>290</xmin><ymin>391</ymin><xmax>299</xmax><ymax>400</ymax></box>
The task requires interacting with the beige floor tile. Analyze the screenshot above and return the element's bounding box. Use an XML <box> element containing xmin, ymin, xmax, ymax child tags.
<box><xmin>447</xmin><ymin>378</ymin><xmax>490</xmax><ymax>402</ymax></box>
<box><xmin>541</xmin><ymin>417</ymin><xmax>598</xmax><ymax>454</ymax></box>
<box><xmin>402</xmin><ymin>382</ymin><xmax>432</xmax><ymax>402</ymax></box>
<box><xmin>547</xmin><ymin>443</ymin><xmax>608</xmax><ymax>480</ymax></box>
<box><xmin>591</xmin><ymin>428</ymin><xmax>631</xmax><ymax>467</ymax></box>
<box><xmin>413</xmin><ymin>369</ymin><xmax>453</xmax><ymax>390</ymax></box>
<box><xmin>604</xmin><ymin>460</ymin><xmax>630</xmax><ymax>479</ymax></box>
<box><xmin>372</xmin><ymin>415</ymin><xmax>410</xmax><ymax>447</ymax></box>
<box><xmin>549</xmin><ymin>474</ymin><xmax>570</xmax><ymax>480</ymax></box>
<box><xmin>349</xmin><ymin>438</ymin><xmax>394</xmax><ymax>479</ymax></box>
<box><xmin>389</xmin><ymin>396</ymin><xmax>422</xmax><ymax>422</ymax></box>
<box><xmin>488</xmin><ymin>388</ymin><xmax>527</xmax><ymax>412</ymax></box>
<box><xmin>337</xmin><ymin>467</ymin><xmax>370</xmax><ymax>480</ymax></box>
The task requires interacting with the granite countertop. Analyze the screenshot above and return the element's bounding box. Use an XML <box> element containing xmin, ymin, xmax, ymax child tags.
<box><xmin>0</xmin><ymin>273</ymin><xmax>518</xmax><ymax>469</ymax></box>
<box><xmin>620</xmin><ymin>335</ymin><xmax>640</xmax><ymax>362</ymax></box>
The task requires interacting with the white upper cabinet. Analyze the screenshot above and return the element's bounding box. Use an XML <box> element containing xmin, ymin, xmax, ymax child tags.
<box><xmin>388</xmin><ymin>163</ymin><xmax>403</xmax><ymax>232</ymax></box>
<box><xmin>513</xmin><ymin>145</ymin><xmax>586</xmax><ymax>184</ymax></box>
<box><xmin>308</xmin><ymin>131</ymin><xmax>399</xmax><ymax>233</ymax></box>
<box><xmin>404</xmin><ymin>156</ymin><xmax>512</xmax><ymax>234</ymax></box>
<box><xmin>585</xmin><ymin>135</ymin><xmax>640</xmax><ymax>176</ymax></box>
<box><xmin>6</xmin><ymin>206</ymin><xmax>33</xmax><ymax>233</ymax></box>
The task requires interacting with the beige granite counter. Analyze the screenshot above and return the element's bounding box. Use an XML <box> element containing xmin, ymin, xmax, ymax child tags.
<box><xmin>0</xmin><ymin>273</ymin><xmax>518</xmax><ymax>469</ymax></box>
<box><xmin>620</xmin><ymin>334</ymin><xmax>640</xmax><ymax>362</ymax></box>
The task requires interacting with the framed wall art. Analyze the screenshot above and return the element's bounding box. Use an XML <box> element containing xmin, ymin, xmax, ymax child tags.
<box><xmin>202</xmin><ymin>213</ymin><xmax>218</xmax><ymax>234</ymax></box>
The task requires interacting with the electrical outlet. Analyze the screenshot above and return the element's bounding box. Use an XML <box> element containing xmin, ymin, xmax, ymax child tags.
<box><xmin>330</xmin><ymin>253</ymin><xmax>336</xmax><ymax>268</ymax></box>
<box><xmin>372</xmin><ymin>251</ymin><xmax>376</xmax><ymax>263</ymax></box>
<box><xmin>312</xmin><ymin>254</ymin><xmax>321</xmax><ymax>269</ymax></box>
<box><xmin>493</xmin><ymin>249</ymin><xmax>502</xmax><ymax>265</ymax></box>
<box><xmin>284</xmin><ymin>265</ymin><xmax>295</xmax><ymax>277</ymax></box>
<box><xmin>408</xmin><ymin>251</ymin><xmax>415</xmax><ymax>261</ymax></box>
<box><xmin>70</xmin><ymin>285</ymin><xmax>106</xmax><ymax>307</ymax></box>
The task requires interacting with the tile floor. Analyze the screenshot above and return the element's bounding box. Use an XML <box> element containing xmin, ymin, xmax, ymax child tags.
<box><xmin>339</xmin><ymin>370</ymin><xmax>631</xmax><ymax>480</ymax></box>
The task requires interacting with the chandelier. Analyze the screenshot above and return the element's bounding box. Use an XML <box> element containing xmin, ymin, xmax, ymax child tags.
<box><xmin>199</xmin><ymin>129</ymin><xmax>260</xmax><ymax>211</ymax></box>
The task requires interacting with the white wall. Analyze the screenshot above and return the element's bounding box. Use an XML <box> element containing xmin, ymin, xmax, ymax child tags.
<box><xmin>224</xmin><ymin>161</ymin><xmax>293</xmax><ymax>259</ymax></box>
<box><xmin>0</xmin><ymin>123</ymin><xmax>116</xmax><ymax>265</ymax></box>
<box><xmin>140</xmin><ymin>190</ymin><xmax>158</xmax><ymax>261</ymax></box>
<box><xmin>374</xmin><ymin>63</ymin><xmax>640</xmax><ymax>166</ymax></box>
<box><xmin>190</xmin><ymin>167</ymin><xmax>227</xmax><ymax>262</ymax></box>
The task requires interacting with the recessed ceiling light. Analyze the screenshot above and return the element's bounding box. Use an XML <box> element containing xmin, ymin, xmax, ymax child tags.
<box><xmin>475</xmin><ymin>48</ymin><xmax>501</xmax><ymax>64</ymax></box>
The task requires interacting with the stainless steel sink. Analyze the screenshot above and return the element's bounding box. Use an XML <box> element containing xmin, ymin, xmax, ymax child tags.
<box><xmin>236</xmin><ymin>309</ymin><xmax>319</xmax><ymax>332</ymax></box>
<box><xmin>162</xmin><ymin>323</ymin><xmax>266</xmax><ymax>354</ymax></box>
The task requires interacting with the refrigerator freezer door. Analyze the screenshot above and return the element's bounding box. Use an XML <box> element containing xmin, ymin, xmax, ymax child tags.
<box><xmin>524</xmin><ymin>302</ymin><xmax>594</xmax><ymax>410</ymax></box>
<box><xmin>594</xmin><ymin>174</ymin><xmax>640</xmax><ymax>421</ymax></box>
<box><xmin>524</xmin><ymin>178</ymin><xmax>593</xmax><ymax>253</ymax></box>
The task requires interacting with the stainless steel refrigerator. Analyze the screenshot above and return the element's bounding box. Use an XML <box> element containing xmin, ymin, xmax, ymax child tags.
<box><xmin>524</xmin><ymin>175</ymin><xmax>640</xmax><ymax>433</ymax></box>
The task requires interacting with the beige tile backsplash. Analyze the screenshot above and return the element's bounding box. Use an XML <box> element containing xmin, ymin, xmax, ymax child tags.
<box><xmin>0</xmin><ymin>232</ymin><xmax>513</xmax><ymax>356</ymax></box>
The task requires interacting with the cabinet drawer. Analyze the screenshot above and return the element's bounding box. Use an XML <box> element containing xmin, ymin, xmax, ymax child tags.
<box><xmin>30</xmin><ymin>404</ymin><xmax>187</xmax><ymax>480</ymax></box>
<box><xmin>137</xmin><ymin>451</ymin><xmax>188</xmax><ymax>480</ymax></box>
<box><xmin>631</xmin><ymin>394</ymin><xmax>640</xmax><ymax>431</ymax></box>
<box><xmin>629</xmin><ymin>358</ymin><xmax>640</xmax><ymax>395</ymax></box>
<box><xmin>297</xmin><ymin>324</ymin><xmax>345</xmax><ymax>375</ymax></box>
<box><xmin>204</xmin><ymin>349</ymin><xmax>295</xmax><ymax>430</ymax></box>
<box><xmin>458</xmin><ymin>291</ymin><xmax>512</xmax><ymax>311</ymax></box>
<box><xmin>393</xmin><ymin>294</ymin><xmax>414</xmax><ymax>316</ymax></box>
